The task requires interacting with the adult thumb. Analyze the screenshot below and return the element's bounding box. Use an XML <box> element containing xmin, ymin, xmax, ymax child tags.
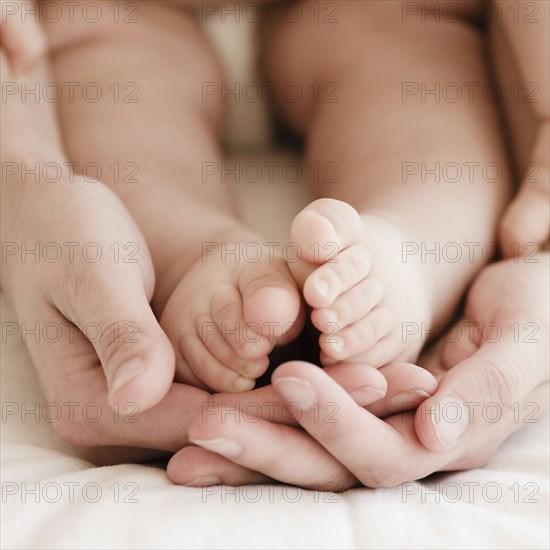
<box><xmin>64</xmin><ymin>276</ymin><xmax>175</xmax><ymax>412</ymax></box>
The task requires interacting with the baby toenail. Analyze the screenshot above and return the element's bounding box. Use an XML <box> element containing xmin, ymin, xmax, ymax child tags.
<box><xmin>304</xmin><ymin>211</ymin><xmax>337</xmax><ymax>241</ymax></box>
<box><xmin>315</xmin><ymin>278</ymin><xmax>330</xmax><ymax>297</ymax></box>
<box><xmin>332</xmin><ymin>338</ymin><xmax>345</xmax><ymax>352</ymax></box>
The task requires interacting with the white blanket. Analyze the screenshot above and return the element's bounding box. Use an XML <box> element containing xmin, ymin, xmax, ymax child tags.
<box><xmin>1</xmin><ymin>16</ymin><xmax>548</xmax><ymax>550</ymax></box>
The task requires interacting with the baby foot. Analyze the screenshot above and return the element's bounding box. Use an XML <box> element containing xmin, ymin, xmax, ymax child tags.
<box><xmin>289</xmin><ymin>198</ymin><xmax>433</xmax><ymax>368</ymax></box>
<box><xmin>160</xmin><ymin>229</ymin><xmax>303</xmax><ymax>392</ymax></box>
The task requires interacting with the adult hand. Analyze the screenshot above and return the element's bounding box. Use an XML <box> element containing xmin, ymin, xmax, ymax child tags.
<box><xmin>0</xmin><ymin>49</ymin><xmax>437</xmax><ymax>464</ymax></box>
<box><xmin>174</xmin><ymin>255</ymin><xmax>549</xmax><ymax>489</ymax></box>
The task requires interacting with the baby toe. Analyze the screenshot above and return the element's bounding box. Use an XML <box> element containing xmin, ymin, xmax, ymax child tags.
<box><xmin>343</xmin><ymin>338</ymin><xmax>409</xmax><ymax>370</ymax></box>
<box><xmin>320</xmin><ymin>307</ymin><xmax>395</xmax><ymax>361</ymax></box>
<box><xmin>173</xmin><ymin>347</ymin><xmax>207</xmax><ymax>389</ymax></box>
<box><xmin>197</xmin><ymin>313</ymin><xmax>269</xmax><ymax>379</ymax></box>
<box><xmin>312</xmin><ymin>277</ymin><xmax>385</xmax><ymax>332</ymax></box>
<box><xmin>179</xmin><ymin>331</ymin><xmax>255</xmax><ymax>393</ymax></box>
<box><xmin>290</xmin><ymin>198</ymin><xmax>362</xmax><ymax>264</ymax></box>
<box><xmin>210</xmin><ymin>285</ymin><xmax>272</xmax><ymax>361</ymax></box>
<box><xmin>239</xmin><ymin>257</ymin><xmax>302</xmax><ymax>340</ymax></box>
<box><xmin>304</xmin><ymin>245</ymin><xmax>372</xmax><ymax>308</ymax></box>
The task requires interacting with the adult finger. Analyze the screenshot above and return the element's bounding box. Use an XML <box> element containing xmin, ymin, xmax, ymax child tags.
<box><xmin>53</xmin><ymin>268</ymin><xmax>176</xmax><ymax>411</ymax></box>
<box><xmin>271</xmin><ymin>361</ymin><xmax>443</xmax><ymax>487</ymax></box>
<box><xmin>204</xmin><ymin>361</ymin><xmax>387</xmax><ymax>431</ymax></box>
<box><xmin>0</xmin><ymin>0</ymin><xmax>47</xmax><ymax>74</ymax></box>
<box><xmin>186</xmin><ymin>361</ymin><xmax>439</xmax><ymax>489</ymax></box>
<box><xmin>415</xmin><ymin>337</ymin><xmax>548</xmax><ymax>452</ymax></box>
<box><xmin>187</xmin><ymin>403</ymin><xmax>358</xmax><ymax>491</ymax></box>
<box><xmin>366</xmin><ymin>362</ymin><xmax>438</xmax><ymax>418</ymax></box>
<box><xmin>167</xmin><ymin>446</ymin><xmax>269</xmax><ymax>487</ymax></box>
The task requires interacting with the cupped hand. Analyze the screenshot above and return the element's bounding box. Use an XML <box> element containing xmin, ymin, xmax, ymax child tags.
<box><xmin>0</xmin><ymin>48</ymin><xmax>437</xmax><ymax>463</ymax></box>
<box><xmin>173</xmin><ymin>255</ymin><xmax>548</xmax><ymax>489</ymax></box>
<box><xmin>1</xmin><ymin>50</ymin><xmax>177</xmax><ymax>447</ymax></box>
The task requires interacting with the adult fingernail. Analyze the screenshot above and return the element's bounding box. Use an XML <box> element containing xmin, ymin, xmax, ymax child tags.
<box><xmin>187</xmin><ymin>476</ymin><xmax>221</xmax><ymax>487</ymax></box>
<box><xmin>109</xmin><ymin>360</ymin><xmax>145</xmax><ymax>403</ymax></box>
<box><xmin>273</xmin><ymin>377</ymin><xmax>317</xmax><ymax>408</ymax></box>
<box><xmin>189</xmin><ymin>437</ymin><xmax>242</xmax><ymax>458</ymax></box>
<box><xmin>388</xmin><ymin>389</ymin><xmax>430</xmax><ymax>413</ymax></box>
<box><xmin>350</xmin><ymin>386</ymin><xmax>386</xmax><ymax>406</ymax></box>
<box><xmin>431</xmin><ymin>396</ymin><xmax>469</xmax><ymax>448</ymax></box>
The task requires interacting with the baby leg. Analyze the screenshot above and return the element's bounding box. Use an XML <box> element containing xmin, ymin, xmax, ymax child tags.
<box><xmin>263</xmin><ymin>0</ymin><xmax>512</xmax><ymax>367</ymax></box>
<box><xmin>45</xmin><ymin>1</ymin><xmax>301</xmax><ymax>391</ymax></box>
